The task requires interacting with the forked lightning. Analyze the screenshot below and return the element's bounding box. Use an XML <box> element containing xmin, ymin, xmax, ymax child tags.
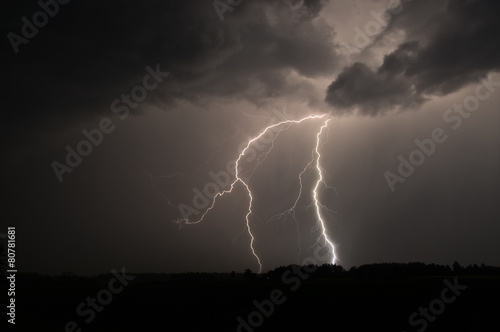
<box><xmin>170</xmin><ymin>114</ymin><xmax>337</xmax><ymax>273</ymax></box>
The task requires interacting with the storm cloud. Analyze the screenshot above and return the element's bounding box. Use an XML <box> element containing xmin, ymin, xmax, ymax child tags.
<box><xmin>1</xmin><ymin>0</ymin><xmax>337</xmax><ymax>126</ymax></box>
<box><xmin>326</xmin><ymin>0</ymin><xmax>500</xmax><ymax>115</ymax></box>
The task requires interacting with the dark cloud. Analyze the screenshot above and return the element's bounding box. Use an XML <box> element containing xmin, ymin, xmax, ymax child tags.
<box><xmin>326</xmin><ymin>0</ymin><xmax>500</xmax><ymax>115</ymax></box>
<box><xmin>291</xmin><ymin>0</ymin><xmax>328</xmax><ymax>19</ymax></box>
<box><xmin>2</xmin><ymin>1</ymin><xmax>238</xmax><ymax>123</ymax></box>
<box><xmin>170</xmin><ymin>0</ymin><xmax>337</xmax><ymax>106</ymax></box>
<box><xmin>1</xmin><ymin>0</ymin><xmax>336</xmax><ymax>128</ymax></box>
<box><xmin>325</xmin><ymin>55</ymin><xmax>425</xmax><ymax>116</ymax></box>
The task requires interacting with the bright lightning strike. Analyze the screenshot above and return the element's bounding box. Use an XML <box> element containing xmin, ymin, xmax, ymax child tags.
<box><xmin>266</xmin><ymin>118</ymin><xmax>337</xmax><ymax>265</ymax></box>
<box><xmin>312</xmin><ymin>119</ymin><xmax>337</xmax><ymax>264</ymax></box>
<box><xmin>169</xmin><ymin>114</ymin><xmax>338</xmax><ymax>273</ymax></box>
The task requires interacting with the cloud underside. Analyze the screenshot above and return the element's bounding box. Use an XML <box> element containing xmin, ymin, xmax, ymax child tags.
<box><xmin>2</xmin><ymin>0</ymin><xmax>336</xmax><ymax>124</ymax></box>
<box><xmin>3</xmin><ymin>0</ymin><xmax>500</xmax><ymax>124</ymax></box>
<box><xmin>326</xmin><ymin>0</ymin><xmax>500</xmax><ymax>115</ymax></box>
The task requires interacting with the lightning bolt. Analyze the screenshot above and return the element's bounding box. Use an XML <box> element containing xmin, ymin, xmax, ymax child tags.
<box><xmin>312</xmin><ymin>119</ymin><xmax>337</xmax><ymax>264</ymax></box>
<box><xmin>266</xmin><ymin>118</ymin><xmax>337</xmax><ymax>265</ymax></box>
<box><xmin>169</xmin><ymin>114</ymin><xmax>337</xmax><ymax>273</ymax></box>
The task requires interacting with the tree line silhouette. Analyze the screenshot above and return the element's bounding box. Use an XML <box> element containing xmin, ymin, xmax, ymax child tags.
<box><xmin>261</xmin><ymin>261</ymin><xmax>500</xmax><ymax>281</ymax></box>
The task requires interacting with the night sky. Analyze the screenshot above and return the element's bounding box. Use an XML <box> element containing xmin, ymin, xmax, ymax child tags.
<box><xmin>2</xmin><ymin>0</ymin><xmax>499</xmax><ymax>275</ymax></box>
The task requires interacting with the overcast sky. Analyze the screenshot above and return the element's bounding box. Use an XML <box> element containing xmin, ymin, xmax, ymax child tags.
<box><xmin>1</xmin><ymin>0</ymin><xmax>499</xmax><ymax>275</ymax></box>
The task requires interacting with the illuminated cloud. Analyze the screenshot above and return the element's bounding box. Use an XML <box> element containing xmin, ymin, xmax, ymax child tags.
<box><xmin>325</xmin><ymin>0</ymin><xmax>500</xmax><ymax>115</ymax></box>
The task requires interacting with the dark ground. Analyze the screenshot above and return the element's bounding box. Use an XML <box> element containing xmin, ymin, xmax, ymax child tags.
<box><xmin>3</xmin><ymin>264</ymin><xmax>500</xmax><ymax>332</ymax></box>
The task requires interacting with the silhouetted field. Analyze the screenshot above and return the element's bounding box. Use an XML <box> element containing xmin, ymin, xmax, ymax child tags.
<box><xmin>4</xmin><ymin>263</ymin><xmax>500</xmax><ymax>331</ymax></box>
